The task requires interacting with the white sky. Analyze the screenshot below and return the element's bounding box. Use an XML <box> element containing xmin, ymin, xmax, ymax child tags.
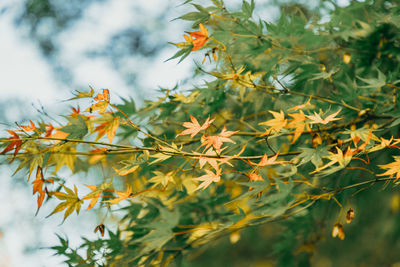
<box><xmin>0</xmin><ymin>1</ymin><xmax>193</xmax><ymax>266</ymax></box>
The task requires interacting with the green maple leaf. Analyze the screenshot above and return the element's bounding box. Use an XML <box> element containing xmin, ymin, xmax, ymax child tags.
<box><xmin>60</xmin><ymin>115</ymin><xmax>88</xmax><ymax>139</ymax></box>
<box><xmin>357</xmin><ymin>70</ymin><xmax>386</xmax><ymax>89</ymax></box>
<box><xmin>294</xmin><ymin>146</ymin><xmax>331</xmax><ymax>169</ymax></box>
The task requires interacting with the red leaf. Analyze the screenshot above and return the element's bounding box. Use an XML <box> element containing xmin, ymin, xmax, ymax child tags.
<box><xmin>1</xmin><ymin>130</ymin><xmax>23</xmax><ymax>157</ymax></box>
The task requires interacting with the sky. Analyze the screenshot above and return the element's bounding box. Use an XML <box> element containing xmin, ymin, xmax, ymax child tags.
<box><xmin>0</xmin><ymin>1</ymin><xmax>194</xmax><ymax>266</ymax></box>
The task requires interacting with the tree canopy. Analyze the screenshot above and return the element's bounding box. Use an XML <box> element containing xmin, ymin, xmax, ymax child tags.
<box><xmin>1</xmin><ymin>0</ymin><xmax>400</xmax><ymax>266</ymax></box>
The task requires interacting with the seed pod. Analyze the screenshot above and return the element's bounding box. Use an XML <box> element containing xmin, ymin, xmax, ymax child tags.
<box><xmin>332</xmin><ymin>223</ymin><xmax>345</xmax><ymax>240</ymax></box>
<box><xmin>94</xmin><ymin>224</ymin><xmax>105</xmax><ymax>237</ymax></box>
<box><xmin>346</xmin><ymin>208</ymin><xmax>355</xmax><ymax>224</ymax></box>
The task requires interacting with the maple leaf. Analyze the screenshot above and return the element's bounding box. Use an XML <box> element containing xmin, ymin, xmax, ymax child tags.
<box><xmin>198</xmin><ymin>147</ymin><xmax>228</xmax><ymax>170</ymax></box>
<box><xmin>113</xmin><ymin>163</ymin><xmax>139</xmax><ymax>176</ymax></box>
<box><xmin>82</xmin><ymin>180</ymin><xmax>113</xmax><ymax>210</ymax></box>
<box><xmin>197</xmin><ymin>145</ymin><xmax>245</xmax><ymax>170</ymax></box>
<box><xmin>103</xmin><ymin>185</ymin><xmax>133</xmax><ymax>205</ymax></box>
<box><xmin>89</xmin><ymin>148</ymin><xmax>107</xmax><ymax>164</ymax></box>
<box><xmin>368</xmin><ymin>137</ymin><xmax>397</xmax><ymax>153</ymax></box>
<box><xmin>32</xmin><ymin>166</ymin><xmax>53</xmax><ymax>212</ymax></box>
<box><xmin>59</xmin><ymin>115</ymin><xmax>88</xmax><ymax>140</ymax></box>
<box><xmin>0</xmin><ymin>130</ymin><xmax>23</xmax><ymax>157</ymax></box>
<box><xmin>49</xmin><ymin>184</ymin><xmax>83</xmax><ymax>221</ymax></box>
<box><xmin>71</xmin><ymin>107</ymin><xmax>81</xmax><ymax>117</ymax></box>
<box><xmin>188</xmin><ymin>23</ymin><xmax>209</xmax><ymax>51</ymax></box>
<box><xmin>252</xmin><ymin>153</ymin><xmax>290</xmax><ymax>167</ymax></box>
<box><xmin>94</xmin><ymin>89</ymin><xmax>110</xmax><ymax>102</ymax></box>
<box><xmin>48</xmin><ymin>129</ymin><xmax>69</xmax><ymax>142</ymax></box>
<box><xmin>287</xmin><ymin>110</ymin><xmax>308</xmax><ymax>144</ymax></box>
<box><xmin>259</xmin><ymin>110</ymin><xmax>287</xmax><ymax>135</ymax></box>
<box><xmin>306</xmin><ymin>109</ymin><xmax>342</xmax><ymax>125</ymax></box>
<box><xmin>288</xmin><ymin>97</ymin><xmax>313</xmax><ymax>111</ymax></box>
<box><xmin>248</xmin><ymin>172</ymin><xmax>263</xmax><ymax>181</ymax></box>
<box><xmin>178</xmin><ymin>115</ymin><xmax>214</xmax><ymax>138</ymax></box>
<box><xmin>149</xmin><ymin>153</ymin><xmax>171</xmax><ymax>165</ymax></box>
<box><xmin>86</xmin><ymin>89</ymin><xmax>110</xmax><ymax>114</ymax></box>
<box><xmin>194</xmin><ymin>168</ymin><xmax>221</xmax><ymax>191</ymax></box>
<box><xmin>201</xmin><ymin>126</ymin><xmax>238</xmax><ymax>153</ymax></box>
<box><xmin>20</xmin><ymin>120</ymin><xmax>36</xmax><ymax>132</ymax></box>
<box><xmin>68</xmin><ymin>86</ymin><xmax>94</xmax><ymax>100</ymax></box>
<box><xmin>44</xmin><ymin>124</ymin><xmax>55</xmax><ymax>137</ymax></box>
<box><xmin>94</xmin><ymin>116</ymin><xmax>120</xmax><ymax>143</ymax></box>
<box><xmin>377</xmin><ymin>156</ymin><xmax>400</xmax><ymax>181</ymax></box>
<box><xmin>51</xmin><ymin>144</ymin><xmax>76</xmax><ymax>173</ymax></box>
<box><xmin>311</xmin><ymin>147</ymin><xmax>353</xmax><ymax>175</ymax></box>
<box><xmin>149</xmin><ymin>171</ymin><xmax>175</xmax><ymax>187</ymax></box>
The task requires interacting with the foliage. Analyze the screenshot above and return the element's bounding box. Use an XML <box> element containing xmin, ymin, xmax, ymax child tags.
<box><xmin>2</xmin><ymin>0</ymin><xmax>400</xmax><ymax>265</ymax></box>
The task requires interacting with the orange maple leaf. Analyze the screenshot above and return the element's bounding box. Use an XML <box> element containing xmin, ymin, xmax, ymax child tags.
<box><xmin>287</xmin><ymin>110</ymin><xmax>309</xmax><ymax>144</ymax></box>
<box><xmin>83</xmin><ymin>185</ymin><xmax>101</xmax><ymax>210</ymax></box>
<box><xmin>259</xmin><ymin>110</ymin><xmax>287</xmax><ymax>135</ymax></box>
<box><xmin>188</xmin><ymin>23</ymin><xmax>209</xmax><ymax>51</ymax></box>
<box><xmin>44</xmin><ymin>124</ymin><xmax>55</xmax><ymax>137</ymax></box>
<box><xmin>201</xmin><ymin>126</ymin><xmax>238</xmax><ymax>153</ymax></box>
<box><xmin>252</xmin><ymin>153</ymin><xmax>290</xmax><ymax>167</ymax></box>
<box><xmin>94</xmin><ymin>117</ymin><xmax>120</xmax><ymax>143</ymax></box>
<box><xmin>306</xmin><ymin>109</ymin><xmax>342</xmax><ymax>125</ymax></box>
<box><xmin>103</xmin><ymin>185</ymin><xmax>133</xmax><ymax>205</ymax></box>
<box><xmin>20</xmin><ymin>120</ymin><xmax>36</xmax><ymax>132</ymax></box>
<box><xmin>47</xmin><ymin>129</ymin><xmax>69</xmax><ymax>144</ymax></box>
<box><xmin>178</xmin><ymin>115</ymin><xmax>214</xmax><ymax>138</ymax></box>
<box><xmin>94</xmin><ymin>89</ymin><xmax>110</xmax><ymax>102</ymax></box>
<box><xmin>248</xmin><ymin>172</ymin><xmax>263</xmax><ymax>181</ymax></box>
<box><xmin>1</xmin><ymin>130</ymin><xmax>23</xmax><ymax>157</ymax></box>
<box><xmin>85</xmin><ymin>89</ymin><xmax>110</xmax><ymax>114</ymax></box>
<box><xmin>32</xmin><ymin>166</ymin><xmax>53</xmax><ymax>212</ymax></box>
<box><xmin>194</xmin><ymin>168</ymin><xmax>221</xmax><ymax>191</ymax></box>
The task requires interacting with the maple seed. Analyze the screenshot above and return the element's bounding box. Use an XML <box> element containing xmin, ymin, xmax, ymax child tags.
<box><xmin>346</xmin><ymin>208</ymin><xmax>355</xmax><ymax>223</ymax></box>
<box><xmin>94</xmin><ymin>224</ymin><xmax>105</xmax><ymax>237</ymax></box>
<box><xmin>332</xmin><ymin>223</ymin><xmax>345</xmax><ymax>240</ymax></box>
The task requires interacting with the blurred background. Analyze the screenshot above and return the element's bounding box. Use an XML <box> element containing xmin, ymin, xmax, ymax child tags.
<box><xmin>0</xmin><ymin>0</ymin><xmax>357</xmax><ymax>266</ymax></box>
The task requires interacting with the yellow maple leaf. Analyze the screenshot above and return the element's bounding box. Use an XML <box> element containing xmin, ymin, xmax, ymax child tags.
<box><xmin>149</xmin><ymin>171</ymin><xmax>175</xmax><ymax>187</ymax></box>
<box><xmin>49</xmin><ymin>185</ymin><xmax>83</xmax><ymax>221</ymax></box>
<box><xmin>85</xmin><ymin>89</ymin><xmax>110</xmax><ymax>114</ymax></box>
<box><xmin>377</xmin><ymin>156</ymin><xmax>400</xmax><ymax>181</ymax></box>
<box><xmin>259</xmin><ymin>110</ymin><xmax>287</xmax><ymax>135</ymax></box>
<box><xmin>311</xmin><ymin>147</ymin><xmax>352</xmax><ymax>174</ymax></box>
<box><xmin>94</xmin><ymin>116</ymin><xmax>120</xmax><ymax>143</ymax></box>
<box><xmin>103</xmin><ymin>185</ymin><xmax>133</xmax><ymax>205</ymax></box>
<box><xmin>287</xmin><ymin>110</ymin><xmax>308</xmax><ymax>144</ymax></box>
<box><xmin>83</xmin><ymin>180</ymin><xmax>113</xmax><ymax>210</ymax></box>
